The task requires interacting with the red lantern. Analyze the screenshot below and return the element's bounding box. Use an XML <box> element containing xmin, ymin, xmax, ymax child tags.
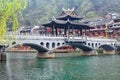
<box><xmin>47</xmin><ymin>28</ymin><xmax>51</xmax><ymax>33</ymax></box>
<box><xmin>74</xmin><ymin>29</ymin><xmax>78</xmax><ymax>34</ymax></box>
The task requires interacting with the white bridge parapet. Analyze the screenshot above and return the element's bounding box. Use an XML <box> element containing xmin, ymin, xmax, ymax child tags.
<box><xmin>6</xmin><ymin>34</ymin><xmax>118</xmax><ymax>50</ymax></box>
<box><xmin>7</xmin><ymin>35</ymin><xmax>67</xmax><ymax>50</ymax></box>
<box><xmin>116</xmin><ymin>42</ymin><xmax>120</xmax><ymax>46</ymax></box>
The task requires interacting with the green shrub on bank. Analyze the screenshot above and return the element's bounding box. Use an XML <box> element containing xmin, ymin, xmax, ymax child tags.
<box><xmin>96</xmin><ymin>49</ymin><xmax>103</xmax><ymax>55</ymax></box>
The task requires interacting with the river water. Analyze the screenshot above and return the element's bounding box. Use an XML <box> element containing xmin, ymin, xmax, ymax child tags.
<box><xmin>0</xmin><ymin>53</ymin><xmax>120</xmax><ymax>80</ymax></box>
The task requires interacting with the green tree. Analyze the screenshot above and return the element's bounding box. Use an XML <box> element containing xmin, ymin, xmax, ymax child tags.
<box><xmin>24</xmin><ymin>0</ymin><xmax>120</xmax><ymax>24</ymax></box>
<box><xmin>0</xmin><ymin>0</ymin><xmax>27</xmax><ymax>43</ymax></box>
<box><xmin>86</xmin><ymin>11</ymin><xmax>98</xmax><ymax>18</ymax></box>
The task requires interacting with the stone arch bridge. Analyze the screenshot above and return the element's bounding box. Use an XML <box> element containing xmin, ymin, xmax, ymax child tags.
<box><xmin>0</xmin><ymin>35</ymin><xmax>120</xmax><ymax>58</ymax></box>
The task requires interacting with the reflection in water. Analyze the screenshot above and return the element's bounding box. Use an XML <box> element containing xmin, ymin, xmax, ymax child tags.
<box><xmin>0</xmin><ymin>53</ymin><xmax>120</xmax><ymax>80</ymax></box>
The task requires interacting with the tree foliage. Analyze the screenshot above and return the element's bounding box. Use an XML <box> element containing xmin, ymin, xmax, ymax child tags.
<box><xmin>23</xmin><ymin>0</ymin><xmax>120</xmax><ymax>25</ymax></box>
<box><xmin>0</xmin><ymin>0</ymin><xmax>27</xmax><ymax>42</ymax></box>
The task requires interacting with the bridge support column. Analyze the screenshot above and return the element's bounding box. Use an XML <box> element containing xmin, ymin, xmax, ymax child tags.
<box><xmin>80</xmin><ymin>50</ymin><xmax>98</xmax><ymax>56</ymax></box>
<box><xmin>103</xmin><ymin>50</ymin><xmax>115</xmax><ymax>55</ymax></box>
<box><xmin>0</xmin><ymin>53</ymin><xmax>6</xmax><ymax>61</ymax></box>
<box><xmin>116</xmin><ymin>50</ymin><xmax>120</xmax><ymax>54</ymax></box>
<box><xmin>36</xmin><ymin>51</ymin><xmax>55</xmax><ymax>58</ymax></box>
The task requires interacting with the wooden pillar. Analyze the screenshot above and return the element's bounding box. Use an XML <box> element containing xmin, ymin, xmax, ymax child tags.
<box><xmin>105</xmin><ymin>23</ymin><xmax>108</xmax><ymax>38</ymax></box>
<box><xmin>72</xmin><ymin>26</ymin><xmax>74</xmax><ymax>35</ymax></box>
<box><xmin>55</xmin><ymin>27</ymin><xmax>57</xmax><ymax>36</ymax></box>
<box><xmin>85</xmin><ymin>28</ymin><xmax>86</xmax><ymax>36</ymax></box>
<box><xmin>45</xmin><ymin>27</ymin><xmax>47</xmax><ymax>35</ymax></box>
<box><xmin>52</xmin><ymin>26</ymin><xmax>54</xmax><ymax>35</ymax></box>
<box><xmin>64</xmin><ymin>27</ymin><xmax>67</xmax><ymax>36</ymax></box>
<box><xmin>80</xmin><ymin>28</ymin><xmax>82</xmax><ymax>36</ymax></box>
<box><xmin>89</xmin><ymin>29</ymin><xmax>90</xmax><ymax>36</ymax></box>
<box><xmin>113</xmin><ymin>29</ymin><xmax>115</xmax><ymax>38</ymax></box>
<box><xmin>68</xmin><ymin>26</ymin><xmax>70</xmax><ymax>37</ymax></box>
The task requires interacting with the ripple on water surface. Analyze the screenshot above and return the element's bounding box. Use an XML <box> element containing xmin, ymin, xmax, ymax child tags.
<box><xmin>0</xmin><ymin>53</ymin><xmax>120</xmax><ymax>80</ymax></box>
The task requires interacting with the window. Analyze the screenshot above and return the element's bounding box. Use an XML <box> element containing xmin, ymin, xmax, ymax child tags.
<box><xmin>99</xmin><ymin>43</ymin><xmax>101</xmax><ymax>45</ymax></box>
<box><xmin>111</xmin><ymin>43</ymin><xmax>113</xmax><ymax>46</ymax></box>
<box><xmin>88</xmin><ymin>43</ymin><xmax>90</xmax><ymax>46</ymax></box>
<box><xmin>40</xmin><ymin>42</ymin><xmax>44</xmax><ymax>46</ymax></box>
<box><xmin>46</xmin><ymin>42</ymin><xmax>49</xmax><ymax>49</ymax></box>
<box><xmin>57</xmin><ymin>43</ymin><xmax>60</xmax><ymax>46</ymax></box>
<box><xmin>95</xmin><ymin>43</ymin><xmax>97</xmax><ymax>47</ymax></box>
<box><xmin>52</xmin><ymin>43</ymin><xmax>55</xmax><ymax>48</ymax></box>
<box><xmin>92</xmin><ymin>43</ymin><xmax>94</xmax><ymax>47</ymax></box>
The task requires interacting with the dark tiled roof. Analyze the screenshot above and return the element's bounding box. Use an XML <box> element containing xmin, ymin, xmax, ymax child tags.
<box><xmin>85</xmin><ymin>18</ymin><xmax>112</xmax><ymax>27</ymax></box>
<box><xmin>56</xmin><ymin>14</ymin><xmax>83</xmax><ymax>21</ymax></box>
<box><xmin>42</xmin><ymin>19</ymin><xmax>91</xmax><ymax>29</ymax></box>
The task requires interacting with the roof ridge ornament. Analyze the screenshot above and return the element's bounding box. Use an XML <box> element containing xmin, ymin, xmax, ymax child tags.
<box><xmin>67</xmin><ymin>18</ymin><xmax>70</xmax><ymax>22</ymax></box>
<box><xmin>71</xmin><ymin>7</ymin><xmax>75</xmax><ymax>11</ymax></box>
<box><xmin>62</xmin><ymin>7</ymin><xmax>66</xmax><ymax>11</ymax></box>
<box><xmin>52</xmin><ymin>16</ymin><xmax>56</xmax><ymax>20</ymax></box>
<box><xmin>68</xmin><ymin>8</ymin><xmax>70</xmax><ymax>11</ymax></box>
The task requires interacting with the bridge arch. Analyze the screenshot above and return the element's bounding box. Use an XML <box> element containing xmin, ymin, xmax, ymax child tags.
<box><xmin>6</xmin><ymin>43</ymin><xmax>49</xmax><ymax>53</ymax></box>
<box><xmin>67</xmin><ymin>43</ymin><xmax>93</xmax><ymax>51</ymax></box>
<box><xmin>99</xmin><ymin>44</ymin><xmax>115</xmax><ymax>50</ymax></box>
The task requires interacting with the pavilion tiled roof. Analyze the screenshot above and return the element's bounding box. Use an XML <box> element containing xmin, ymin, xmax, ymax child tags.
<box><xmin>42</xmin><ymin>18</ymin><xmax>92</xmax><ymax>29</ymax></box>
<box><xmin>56</xmin><ymin>14</ymin><xmax>83</xmax><ymax>21</ymax></box>
<box><xmin>57</xmin><ymin>8</ymin><xmax>82</xmax><ymax>21</ymax></box>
